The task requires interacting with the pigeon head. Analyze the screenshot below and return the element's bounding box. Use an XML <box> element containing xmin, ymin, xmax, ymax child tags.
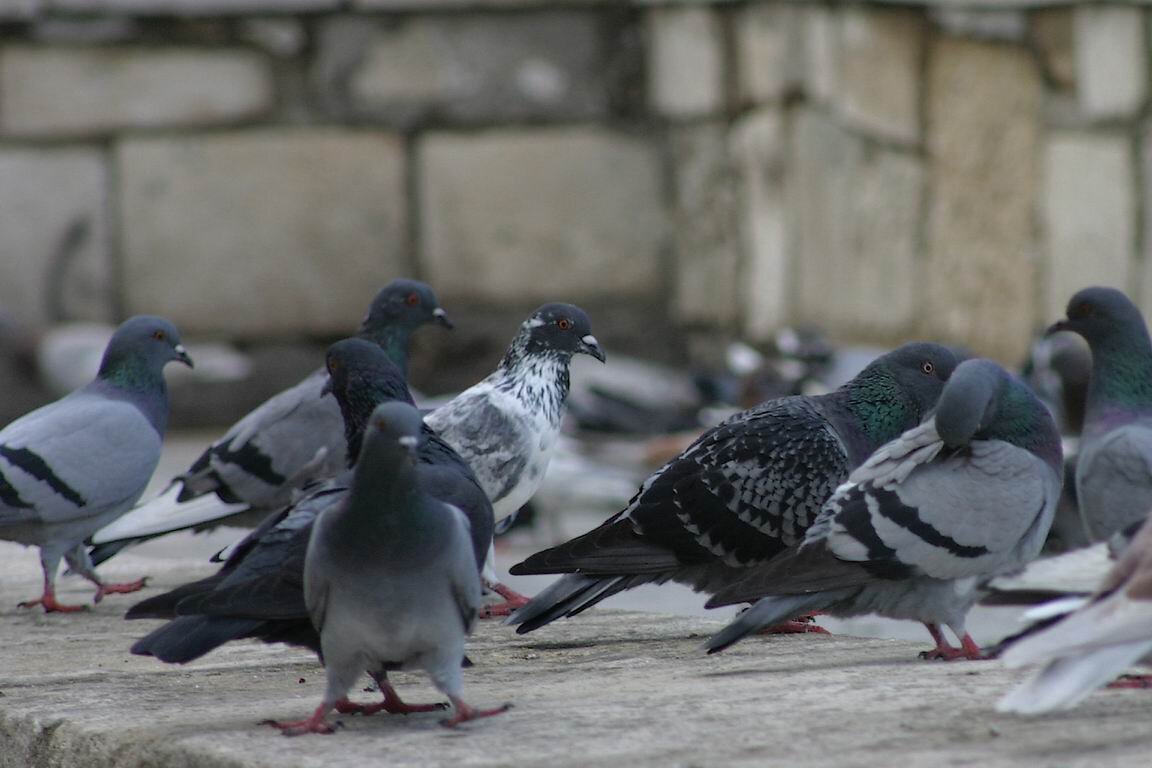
<box><xmin>97</xmin><ymin>315</ymin><xmax>193</xmax><ymax>384</ymax></box>
<box><xmin>363</xmin><ymin>401</ymin><xmax>425</xmax><ymax>466</ymax></box>
<box><xmin>360</xmin><ymin>279</ymin><xmax>452</xmax><ymax>335</ymax></box>
<box><xmin>514</xmin><ymin>303</ymin><xmax>605</xmax><ymax>363</ymax></box>
<box><xmin>322</xmin><ymin>338</ymin><xmax>414</xmax><ymax>465</ymax></box>
<box><xmin>1049</xmin><ymin>286</ymin><xmax>1149</xmax><ymax>350</ymax></box>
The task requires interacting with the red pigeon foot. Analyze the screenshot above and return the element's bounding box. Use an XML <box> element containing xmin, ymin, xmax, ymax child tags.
<box><xmin>440</xmin><ymin>698</ymin><xmax>512</xmax><ymax>728</ymax></box>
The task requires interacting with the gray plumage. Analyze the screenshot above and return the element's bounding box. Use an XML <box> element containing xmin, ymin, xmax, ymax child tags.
<box><xmin>266</xmin><ymin>402</ymin><xmax>508</xmax><ymax>735</ymax></box>
<box><xmin>1049</xmin><ymin>286</ymin><xmax>1152</xmax><ymax>543</ymax></box>
<box><xmin>0</xmin><ymin>315</ymin><xmax>192</xmax><ymax>612</ymax></box>
<box><xmin>705</xmin><ymin>358</ymin><xmax>1063</xmax><ymax>658</ymax></box>
<box><xmin>88</xmin><ymin>279</ymin><xmax>451</xmax><ymax>559</ymax></box>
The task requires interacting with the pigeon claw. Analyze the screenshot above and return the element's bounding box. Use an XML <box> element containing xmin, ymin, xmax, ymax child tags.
<box><xmin>440</xmin><ymin>698</ymin><xmax>512</xmax><ymax>729</ymax></box>
<box><xmin>93</xmin><ymin>578</ymin><xmax>149</xmax><ymax>603</ymax></box>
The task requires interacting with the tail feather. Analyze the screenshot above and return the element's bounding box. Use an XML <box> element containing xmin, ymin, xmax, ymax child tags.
<box><xmin>997</xmin><ymin>641</ymin><xmax>1152</xmax><ymax>714</ymax></box>
<box><xmin>703</xmin><ymin>592</ymin><xmax>841</xmax><ymax>654</ymax></box>
<box><xmin>130</xmin><ymin>615</ymin><xmax>264</xmax><ymax>664</ymax></box>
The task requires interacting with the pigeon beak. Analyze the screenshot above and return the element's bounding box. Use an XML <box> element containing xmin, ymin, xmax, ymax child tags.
<box><xmin>1046</xmin><ymin>319</ymin><xmax>1070</xmax><ymax>336</ymax></box>
<box><xmin>320</xmin><ymin>374</ymin><xmax>334</xmax><ymax>398</ymax></box>
<box><xmin>433</xmin><ymin>307</ymin><xmax>454</xmax><ymax>330</ymax></box>
<box><xmin>174</xmin><ymin>344</ymin><xmax>194</xmax><ymax>368</ymax></box>
<box><xmin>577</xmin><ymin>334</ymin><xmax>606</xmax><ymax>363</ymax></box>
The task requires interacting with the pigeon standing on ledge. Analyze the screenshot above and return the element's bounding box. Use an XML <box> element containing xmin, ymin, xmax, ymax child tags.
<box><xmin>426</xmin><ymin>303</ymin><xmax>604</xmax><ymax>614</ymax></box>
<box><xmin>0</xmin><ymin>315</ymin><xmax>192</xmax><ymax>612</ymax></box>
<box><xmin>507</xmin><ymin>342</ymin><xmax>958</xmax><ymax>634</ymax></box>
<box><xmin>87</xmin><ymin>279</ymin><xmax>452</xmax><ymax>561</ymax></box>
<box><xmin>704</xmin><ymin>359</ymin><xmax>1062</xmax><ymax>660</ymax></box>
<box><xmin>1048</xmin><ymin>286</ymin><xmax>1152</xmax><ymax>543</ymax></box>
<box><xmin>264</xmin><ymin>402</ymin><xmax>509</xmax><ymax>736</ymax></box>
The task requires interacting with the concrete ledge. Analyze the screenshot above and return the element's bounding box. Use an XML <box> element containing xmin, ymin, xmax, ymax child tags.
<box><xmin>1</xmin><ymin>542</ymin><xmax>1151</xmax><ymax>767</ymax></box>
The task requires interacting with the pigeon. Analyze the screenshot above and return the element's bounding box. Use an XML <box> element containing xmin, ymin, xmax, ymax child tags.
<box><xmin>1047</xmin><ymin>286</ymin><xmax>1152</xmax><ymax>544</ymax></box>
<box><xmin>0</xmin><ymin>315</ymin><xmax>192</xmax><ymax>612</ymax></box>
<box><xmin>425</xmin><ymin>303</ymin><xmax>604</xmax><ymax>612</ymax></box>
<box><xmin>128</xmin><ymin>338</ymin><xmax>492</xmax><ymax>663</ymax></box>
<box><xmin>997</xmin><ymin>513</ymin><xmax>1152</xmax><ymax>713</ymax></box>
<box><xmin>507</xmin><ymin>342</ymin><xmax>959</xmax><ymax>634</ymax></box>
<box><xmin>702</xmin><ymin>358</ymin><xmax>1063</xmax><ymax>659</ymax></box>
<box><xmin>87</xmin><ymin>279</ymin><xmax>451</xmax><ymax>562</ymax></box>
<box><xmin>263</xmin><ymin>401</ymin><xmax>509</xmax><ymax>735</ymax></box>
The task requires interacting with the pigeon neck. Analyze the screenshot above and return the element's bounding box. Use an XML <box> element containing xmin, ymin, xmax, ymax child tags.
<box><xmin>839</xmin><ymin>369</ymin><xmax>920</xmax><ymax>457</ymax></box>
<box><xmin>94</xmin><ymin>358</ymin><xmax>170</xmax><ymax>435</ymax></box>
<box><xmin>358</xmin><ymin>325</ymin><xmax>411</xmax><ymax>378</ymax></box>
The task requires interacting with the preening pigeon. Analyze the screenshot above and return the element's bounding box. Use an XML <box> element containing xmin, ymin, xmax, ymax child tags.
<box><xmin>264</xmin><ymin>402</ymin><xmax>508</xmax><ymax>736</ymax></box>
<box><xmin>0</xmin><ymin>315</ymin><xmax>192</xmax><ymax>612</ymax></box>
<box><xmin>703</xmin><ymin>358</ymin><xmax>1063</xmax><ymax>659</ymax></box>
<box><xmin>425</xmin><ymin>303</ymin><xmax>604</xmax><ymax>612</ymax></box>
<box><xmin>88</xmin><ymin>279</ymin><xmax>451</xmax><ymax>561</ymax></box>
<box><xmin>1047</xmin><ymin>286</ymin><xmax>1152</xmax><ymax>544</ymax></box>
<box><xmin>997</xmin><ymin>514</ymin><xmax>1152</xmax><ymax>713</ymax></box>
<box><xmin>507</xmin><ymin>342</ymin><xmax>958</xmax><ymax>634</ymax></box>
<box><xmin>128</xmin><ymin>338</ymin><xmax>493</xmax><ymax>663</ymax></box>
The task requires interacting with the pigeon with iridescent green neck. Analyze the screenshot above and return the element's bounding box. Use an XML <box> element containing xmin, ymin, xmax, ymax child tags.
<box><xmin>1049</xmin><ymin>286</ymin><xmax>1152</xmax><ymax>543</ymax></box>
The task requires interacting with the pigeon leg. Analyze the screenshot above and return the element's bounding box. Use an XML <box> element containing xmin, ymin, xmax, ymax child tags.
<box><xmin>262</xmin><ymin>704</ymin><xmax>338</xmax><ymax>736</ymax></box>
<box><xmin>1107</xmin><ymin>674</ymin><xmax>1152</xmax><ymax>689</ymax></box>
<box><xmin>335</xmin><ymin>674</ymin><xmax>448</xmax><ymax>716</ymax></box>
<box><xmin>18</xmin><ymin>556</ymin><xmax>87</xmax><ymax>612</ymax></box>
<box><xmin>919</xmin><ymin>623</ymin><xmax>984</xmax><ymax>661</ymax></box>
<box><xmin>440</xmin><ymin>697</ymin><xmax>512</xmax><ymax>728</ymax></box>
<box><xmin>480</xmin><ymin>580</ymin><xmax>532</xmax><ymax>618</ymax></box>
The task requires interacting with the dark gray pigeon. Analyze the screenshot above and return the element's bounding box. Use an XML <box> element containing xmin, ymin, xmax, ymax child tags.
<box><xmin>127</xmin><ymin>338</ymin><xmax>493</xmax><ymax>664</ymax></box>
<box><xmin>703</xmin><ymin>358</ymin><xmax>1062</xmax><ymax>659</ymax></box>
<box><xmin>88</xmin><ymin>279</ymin><xmax>451</xmax><ymax>559</ymax></box>
<box><xmin>508</xmin><ymin>342</ymin><xmax>958</xmax><ymax>634</ymax></box>
<box><xmin>426</xmin><ymin>303</ymin><xmax>604</xmax><ymax>613</ymax></box>
<box><xmin>0</xmin><ymin>315</ymin><xmax>192</xmax><ymax>612</ymax></box>
<box><xmin>265</xmin><ymin>401</ymin><xmax>509</xmax><ymax>735</ymax></box>
<box><xmin>1047</xmin><ymin>286</ymin><xmax>1152</xmax><ymax>543</ymax></box>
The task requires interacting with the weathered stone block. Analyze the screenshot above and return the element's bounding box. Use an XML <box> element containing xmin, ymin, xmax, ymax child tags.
<box><xmin>1074</xmin><ymin>6</ymin><xmax>1147</xmax><ymax>119</ymax></box>
<box><xmin>1044</xmin><ymin>133</ymin><xmax>1134</xmax><ymax>320</ymax></box>
<box><xmin>789</xmin><ymin>109</ymin><xmax>922</xmax><ymax>341</ymax></box>
<box><xmin>647</xmin><ymin>6</ymin><xmax>725</xmax><ymax>118</ymax></box>
<box><xmin>668</xmin><ymin>124</ymin><xmax>740</xmax><ymax>327</ymax></box>
<box><xmin>418</xmin><ymin>128</ymin><xmax>666</xmax><ymax>304</ymax></box>
<box><xmin>0</xmin><ymin>47</ymin><xmax>274</xmax><ymax>137</ymax></box>
<box><xmin>836</xmin><ymin>6</ymin><xmax>924</xmax><ymax>144</ymax></box>
<box><xmin>0</xmin><ymin>148</ymin><xmax>113</xmax><ymax>329</ymax></box>
<box><xmin>1031</xmin><ymin>7</ymin><xmax>1076</xmax><ymax>92</ymax></box>
<box><xmin>313</xmin><ymin>13</ymin><xmax>616</xmax><ymax>127</ymax></box>
<box><xmin>733</xmin><ymin>3</ymin><xmax>802</xmax><ymax>106</ymax></box>
<box><xmin>730</xmin><ymin>108</ymin><xmax>788</xmax><ymax>340</ymax></box>
<box><xmin>118</xmin><ymin>131</ymin><xmax>407</xmax><ymax>338</ymax></box>
<box><xmin>922</xmin><ymin>37</ymin><xmax>1041</xmax><ymax>363</ymax></box>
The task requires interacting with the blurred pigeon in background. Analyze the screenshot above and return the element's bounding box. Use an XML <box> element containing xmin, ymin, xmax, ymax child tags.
<box><xmin>0</xmin><ymin>315</ymin><xmax>192</xmax><ymax>612</ymax></box>
<box><xmin>703</xmin><ymin>359</ymin><xmax>1062</xmax><ymax>659</ymax></box>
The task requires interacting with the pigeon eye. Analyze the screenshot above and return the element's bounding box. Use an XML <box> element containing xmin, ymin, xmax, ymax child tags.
<box><xmin>557</xmin><ymin>318</ymin><xmax>573</xmax><ymax>331</ymax></box>
<box><xmin>406</xmin><ymin>294</ymin><xmax>420</xmax><ymax>306</ymax></box>
<box><xmin>921</xmin><ymin>361</ymin><xmax>935</xmax><ymax>375</ymax></box>
<box><xmin>152</xmin><ymin>330</ymin><xmax>166</xmax><ymax>341</ymax></box>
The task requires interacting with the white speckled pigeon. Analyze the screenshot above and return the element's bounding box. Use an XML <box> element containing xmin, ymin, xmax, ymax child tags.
<box><xmin>0</xmin><ymin>315</ymin><xmax>192</xmax><ymax>612</ymax></box>
<box><xmin>425</xmin><ymin>303</ymin><xmax>604</xmax><ymax>614</ymax></box>
<box><xmin>264</xmin><ymin>402</ymin><xmax>509</xmax><ymax>736</ymax></box>
<box><xmin>703</xmin><ymin>359</ymin><xmax>1063</xmax><ymax>660</ymax></box>
<box><xmin>1047</xmin><ymin>286</ymin><xmax>1152</xmax><ymax>544</ymax></box>
<box><xmin>88</xmin><ymin>279</ymin><xmax>451</xmax><ymax>561</ymax></box>
<box><xmin>998</xmin><ymin>514</ymin><xmax>1152</xmax><ymax>713</ymax></box>
<box><xmin>127</xmin><ymin>338</ymin><xmax>493</xmax><ymax>664</ymax></box>
<box><xmin>506</xmin><ymin>342</ymin><xmax>959</xmax><ymax>634</ymax></box>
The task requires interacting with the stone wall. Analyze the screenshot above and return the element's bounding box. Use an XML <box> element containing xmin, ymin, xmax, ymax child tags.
<box><xmin>1</xmin><ymin>1</ymin><xmax>1150</xmax><ymax>369</ymax></box>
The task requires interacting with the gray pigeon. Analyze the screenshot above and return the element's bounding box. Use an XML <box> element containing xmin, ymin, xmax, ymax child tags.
<box><xmin>704</xmin><ymin>358</ymin><xmax>1063</xmax><ymax>659</ymax></box>
<box><xmin>507</xmin><ymin>342</ymin><xmax>959</xmax><ymax>634</ymax></box>
<box><xmin>0</xmin><ymin>315</ymin><xmax>192</xmax><ymax>612</ymax></box>
<box><xmin>265</xmin><ymin>402</ymin><xmax>509</xmax><ymax>736</ymax></box>
<box><xmin>88</xmin><ymin>279</ymin><xmax>451</xmax><ymax>558</ymax></box>
<box><xmin>998</xmin><ymin>515</ymin><xmax>1152</xmax><ymax>713</ymax></box>
<box><xmin>425</xmin><ymin>303</ymin><xmax>604</xmax><ymax>613</ymax></box>
<box><xmin>1048</xmin><ymin>286</ymin><xmax>1152</xmax><ymax>544</ymax></box>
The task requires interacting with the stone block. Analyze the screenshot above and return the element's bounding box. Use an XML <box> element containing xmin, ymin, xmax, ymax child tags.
<box><xmin>730</xmin><ymin>108</ymin><xmax>788</xmax><ymax>340</ymax></box>
<box><xmin>1044</xmin><ymin>133</ymin><xmax>1134</xmax><ymax>320</ymax></box>
<box><xmin>922</xmin><ymin>37</ymin><xmax>1042</xmax><ymax>363</ymax></box>
<box><xmin>668</xmin><ymin>123</ymin><xmax>740</xmax><ymax>327</ymax></box>
<box><xmin>0</xmin><ymin>148</ymin><xmax>113</xmax><ymax>329</ymax></box>
<box><xmin>47</xmin><ymin>0</ymin><xmax>339</xmax><ymax>12</ymax></box>
<box><xmin>118</xmin><ymin>131</ymin><xmax>407</xmax><ymax>338</ymax></box>
<box><xmin>418</xmin><ymin>128</ymin><xmax>666</xmax><ymax>304</ymax></box>
<box><xmin>0</xmin><ymin>46</ymin><xmax>274</xmax><ymax>138</ymax></box>
<box><xmin>836</xmin><ymin>6</ymin><xmax>924</xmax><ymax>144</ymax></box>
<box><xmin>733</xmin><ymin>3</ymin><xmax>802</xmax><ymax>106</ymax></box>
<box><xmin>314</xmin><ymin>12</ymin><xmax>615</xmax><ymax>127</ymax></box>
<box><xmin>788</xmin><ymin>109</ymin><xmax>922</xmax><ymax>342</ymax></box>
<box><xmin>1074</xmin><ymin>6</ymin><xmax>1146</xmax><ymax>120</ymax></box>
<box><xmin>1031</xmin><ymin>7</ymin><xmax>1076</xmax><ymax>92</ymax></box>
<box><xmin>647</xmin><ymin>6</ymin><xmax>725</xmax><ymax>118</ymax></box>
